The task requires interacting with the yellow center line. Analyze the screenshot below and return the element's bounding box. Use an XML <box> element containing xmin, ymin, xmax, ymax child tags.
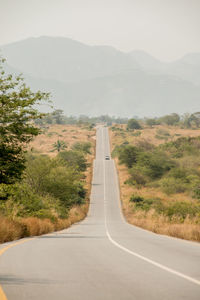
<box><xmin>0</xmin><ymin>238</ymin><xmax>34</xmax><ymax>300</ymax></box>
<box><xmin>0</xmin><ymin>286</ymin><xmax>7</xmax><ymax>300</ymax></box>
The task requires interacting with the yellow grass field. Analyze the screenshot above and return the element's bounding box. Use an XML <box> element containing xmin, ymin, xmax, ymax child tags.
<box><xmin>109</xmin><ymin>124</ymin><xmax>200</xmax><ymax>242</ymax></box>
<box><xmin>29</xmin><ymin>124</ymin><xmax>96</xmax><ymax>156</ymax></box>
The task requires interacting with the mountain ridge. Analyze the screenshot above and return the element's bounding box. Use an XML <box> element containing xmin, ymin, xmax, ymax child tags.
<box><xmin>1</xmin><ymin>36</ymin><xmax>200</xmax><ymax>116</ymax></box>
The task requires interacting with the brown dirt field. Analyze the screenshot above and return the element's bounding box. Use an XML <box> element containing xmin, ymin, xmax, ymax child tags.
<box><xmin>109</xmin><ymin>125</ymin><xmax>200</xmax><ymax>242</ymax></box>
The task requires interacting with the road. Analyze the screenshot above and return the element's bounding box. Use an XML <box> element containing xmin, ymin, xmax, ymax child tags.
<box><xmin>0</xmin><ymin>126</ymin><xmax>200</xmax><ymax>300</ymax></box>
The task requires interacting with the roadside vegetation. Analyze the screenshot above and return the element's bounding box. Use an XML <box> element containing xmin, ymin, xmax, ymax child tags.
<box><xmin>110</xmin><ymin>115</ymin><xmax>200</xmax><ymax>242</ymax></box>
<box><xmin>1</xmin><ymin>54</ymin><xmax>200</xmax><ymax>243</ymax></box>
<box><xmin>0</xmin><ymin>138</ymin><xmax>94</xmax><ymax>243</ymax></box>
<box><xmin>0</xmin><ymin>59</ymin><xmax>95</xmax><ymax>243</ymax></box>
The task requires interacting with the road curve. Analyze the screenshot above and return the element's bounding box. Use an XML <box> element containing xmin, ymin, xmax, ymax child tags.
<box><xmin>0</xmin><ymin>126</ymin><xmax>200</xmax><ymax>300</ymax></box>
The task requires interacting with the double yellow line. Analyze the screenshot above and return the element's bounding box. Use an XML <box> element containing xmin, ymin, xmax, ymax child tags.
<box><xmin>0</xmin><ymin>238</ymin><xmax>34</xmax><ymax>300</ymax></box>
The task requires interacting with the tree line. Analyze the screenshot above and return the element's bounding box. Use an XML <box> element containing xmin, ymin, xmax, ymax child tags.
<box><xmin>36</xmin><ymin>110</ymin><xmax>200</xmax><ymax>130</ymax></box>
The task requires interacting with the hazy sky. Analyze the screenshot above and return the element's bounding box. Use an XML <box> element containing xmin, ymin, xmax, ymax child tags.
<box><xmin>0</xmin><ymin>0</ymin><xmax>200</xmax><ymax>61</ymax></box>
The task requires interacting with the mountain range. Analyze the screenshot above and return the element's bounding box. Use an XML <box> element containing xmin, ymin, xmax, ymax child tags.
<box><xmin>1</xmin><ymin>36</ymin><xmax>200</xmax><ymax>117</ymax></box>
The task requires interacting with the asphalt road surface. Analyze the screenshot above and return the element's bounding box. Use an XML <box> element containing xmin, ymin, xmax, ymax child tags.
<box><xmin>0</xmin><ymin>126</ymin><xmax>200</xmax><ymax>300</ymax></box>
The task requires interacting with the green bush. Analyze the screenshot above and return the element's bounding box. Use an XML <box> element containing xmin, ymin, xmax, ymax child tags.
<box><xmin>130</xmin><ymin>193</ymin><xmax>200</xmax><ymax>221</ymax></box>
<box><xmin>58</xmin><ymin>150</ymin><xmax>87</xmax><ymax>171</ymax></box>
<box><xmin>0</xmin><ymin>147</ymin><xmax>89</xmax><ymax>220</ymax></box>
<box><xmin>118</xmin><ymin>145</ymin><xmax>139</xmax><ymax>168</ymax></box>
<box><xmin>116</xmin><ymin>135</ymin><xmax>200</xmax><ymax>202</ymax></box>
<box><xmin>168</xmin><ymin>167</ymin><xmax>187</xmax><ymax>179</ymax></box>
<box><xmin>164</xmin><ymin>201</ymin><xmax>200</xmax><ymax>220</ymax></box>
<box><xmin>158</xmin><ymin>113</ymin><xmax>180</xmax><ymax>126</ymax></box>
<box><xmin>131</xmin><ymin>131</ymin><xmax>141</xmax><ymax>137</ymax></box>
<box><xmin>193</xmin><ymin>185</ymin><xmax>200</xmax><ymax>199</ymax></box>
<box><xmin>159</xmin><ymin>177</ymin><xmax>188</xmax><ymax>194</ymax></box>
<box><xmin>136</xmin><ymin>151</ymin><xmax>175</xmax><ymax>179</ymax></box>
<box><xmin>156</xmin><ymin>129</ymin><xmax>170</xmax><ymax>136</ymax></box>
<box><xmin>24</xmin><ymin>154</ymin><xmax>53</xmax><ymax>193</ymax></box>
<box><xmin>0</xmin><ymin>183</ymin><xmax>63</xmax><ymax>219</ymax></box>
<box><xmin>145</xmin><ymin>118</ymin><xmax>158</xmax><ymax>127</ymax></box>
<box><xmin>44</xmin><ymin>166</ymin><xmax>86</xmax><ymax>207</ymax></box>
<box><xmin>129</xmin><ymin>166</ymin><xmax>147</xmax><ymax>185</ymax></box>
<box><xmin>117</xmin><ymin>144</ymin><xmax>175</xmax><ymax>181</ymax></box>
<box><xmin>72</xmin><ymin>142</ymin><xmax>91</xmax><ymax>154</ymax></box>
<box><xmin>136</xmin><ymin>140</ymin><xmax>155</xmax><ymax>151</ymax></box>
<box><xmin>127</xmin><ymin>119</ymin><xmax>141</xmax><ymax>130</ymax></box>
<box><xmin>161</xmin><ymin>137</ymin><xmax>200</xmax><ymax>158</ymax></box>
<box><xmin>130</xmin><ymin>195</ymin><xmax>161</xmax><ymax>212</ymax></box>
<box><xmin>111</xmin><ymin>127</ymin><xmax>124</xmax><ymax>132</ymax></box>
<box><xmin>24</xmin><ymin>154</ymin><xmax>86</xmax><ymax>208</ymax></box>
<box><xmin>111</xmin><ymin>145</ymin><xmax>123</xmax><ymax>158</ymax></box>
<box><xmin>130</xmin><ymin>195</ymin><xmax>144</xmax><ymax>203</ymax></box>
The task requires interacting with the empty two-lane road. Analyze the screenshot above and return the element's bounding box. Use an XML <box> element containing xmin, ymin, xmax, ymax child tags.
<box><xmin>0</xmin><ymin>127</ymin><xmax>200</xmax><ymax>300</ymax></box>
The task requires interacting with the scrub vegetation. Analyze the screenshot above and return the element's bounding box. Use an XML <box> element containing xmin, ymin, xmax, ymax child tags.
<box><xmin>0</xmin><ymin>59</ymin><xmax>95</xmax><ymax>243</ymax></box>
<box><xmin>110</xmin><ymin>116</ymin><xmax>200</xmax><ymax>242</ymax></box>
<box><xmin>0</xmin><ymin>127</ymin><xmax>95</xmax><ymax>243</ymax></box>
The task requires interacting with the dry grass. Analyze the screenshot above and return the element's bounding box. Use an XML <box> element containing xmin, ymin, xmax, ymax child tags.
<box><xmin>110</xmin><ymin>125</ymin><xmax>200</xmax><ymax>242</ymax></box>
<box><xmin>21</xmin><ymin>218</ymin><xmax>55</xmax><ymax>236</ymax></box>
<box><xmin>0</xmin><ymin>203</ymin><xmax>90</xmax><ymax>244</ymax></box>
<box><xmin>125</xmin><ymin>210</ymin><xmax>200</xmax><ymax>242</ymax></box>
<box><xmin>110</xmin><ymin>124</ymin><xmax>200</xmax><ymax>148</ymax></box>
<box><xmin>0</xmin><ymin>124</ymin><xmax>95</xmax><ymax>244</ymax></box>
<box><xmin>28</xmin><ymin>124</ymin><xmax>96</xmax><ymax>157</ymax></box>
<box><xmin>0</xmin><ymin>216</ymin><xmax>25</xmax><ymax>243</ymax></box>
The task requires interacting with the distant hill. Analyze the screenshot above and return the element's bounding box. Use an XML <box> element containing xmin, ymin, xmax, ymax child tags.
<box><xmin>166</xmin><ymin>54</ymin><xmax>200</xmax><ymax>86</ymax></box>
<box><xmin>1</xmin><ymin>36</ymin><xmax>137</xmax><ymax>83</ymax></box>
<box><xmin>1</xmin><ymin>36</ymin><xmax>200</xmax><ymax>117</ymax></box>
<box><xmin>130</xmin><ymin>50</ymin><xmax>200</xmax><ymax>86</ymax></box>
<box><xmin>129</xmin><ymin>50</ymin><xmax>165</xmax><ymax>71</ymax></box>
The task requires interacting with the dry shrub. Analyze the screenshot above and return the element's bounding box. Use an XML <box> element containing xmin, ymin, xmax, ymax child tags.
<box><xmin>69</xmin><ymin>203</ymin><xmax>89</xmax><ymax>224</ymax></box>
<box><xmin>127</xmin><ymin>210</ymin><xmax>200</xmax><ymax>242</ymax></box>
<box><xmin>0</xmin><ymin>202</ymin><xmax>90</xmax><ymax>244</ymax></box>
<box><xmin>54</xmin><ymin>219</ymin><xmax>71</xmax><ymax>231</ymax></box>
<box><xmin>109</xmin><ymin>124</ymin><xmax>200</xmax><ymax>149</ymax></box>
<box><xmin>0</xmin><ymin>216</ymin><xmax>24</xmax><ymax>243</ymax></box>
<box><xmin>21</xmin><ymin>218</ymin><xmax>55</xmax><ymax>236</ymax></box>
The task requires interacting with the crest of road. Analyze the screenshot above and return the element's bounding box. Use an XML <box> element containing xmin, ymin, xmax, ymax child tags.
<box><xmin>0</xmin><ymin>127</ymin><xmax>200</xmax><ymax>300</ymax></box>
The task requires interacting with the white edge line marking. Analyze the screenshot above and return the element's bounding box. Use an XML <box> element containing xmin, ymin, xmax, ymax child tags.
<box><xmin>102</xmin><ymin>127</ymin><xmax>200</xmax><ymax>287</ymax></box>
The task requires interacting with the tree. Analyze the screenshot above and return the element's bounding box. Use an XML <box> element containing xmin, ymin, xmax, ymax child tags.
<box><xmin>0</xmin><ymin>58</ymin><xmax>49</xmax><ymax>184</ymax></box>
<box><xmin>182</xmin><ymin>113</ymin><xmax>192</xmax><ymax>128</ymax></box>
<box><xmin>127</xmin><ymin>118</ymin><xmax>141</xmax><ymax>130</ymax></box>
<box><xmin>118</xmin><ymin>145</ymin><xmax>139</xmax><ymax>168</ymax></box>
<box><xmin>145</xmin><ymin>118</ymin><xmax>157</xmax><ymax>127</ymax></box>
<box><xmin>190</xmin><ymin>112</ymin><xmax>200</xmax><ymax>128</ymax></box>
<box><xmin>24</xmin><ymin>154</ymin><xmax>86</xmax><ymax>207</ymax></box>
<box><xmin>52</xmin><ymin>109</ymin><xmax>65</xmax><ymax>124</ymax></box>
<box><xmin>58</xmin><ymin>150</ymin><xmax>87</xmax><ymax>172</ymax></box>
<box><xmin>158</xmin><ymin>113</ymin><xmax>180</xmax><ymax>126</ymax></box>
<box><xmin>72</xmin><ymin>142</ymin><xmax>91</xmax><ymax>154</ymax></box>
<box><xmin>52</xmin><ymin>140</ymin><xmax>67</xmax><ymax>152</ymax></box>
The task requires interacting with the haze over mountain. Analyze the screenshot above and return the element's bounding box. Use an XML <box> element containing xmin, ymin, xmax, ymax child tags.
<box><xmin>1</xmin><ymin>36</ymin><xmax>200</xmax><ymax>117</ymax></box>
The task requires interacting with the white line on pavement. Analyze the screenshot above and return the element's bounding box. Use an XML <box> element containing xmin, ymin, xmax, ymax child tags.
<box><xmin>102</xmin><ymin>127</ymin><xmax>200</xmax><ymax>287</ymax></box>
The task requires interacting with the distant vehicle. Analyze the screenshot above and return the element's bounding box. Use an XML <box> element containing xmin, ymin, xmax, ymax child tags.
<box><xmin>105</xmin><ymin>156</ymin><xmax>110</xmax><ymax>160</ymax></box>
